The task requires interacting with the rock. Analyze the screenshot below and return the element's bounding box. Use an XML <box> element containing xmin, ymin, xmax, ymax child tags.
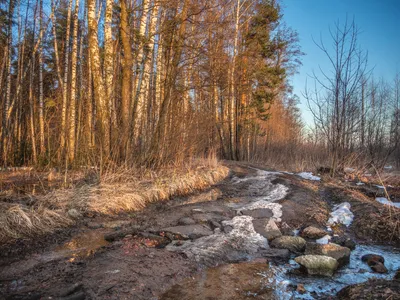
<box><xmin>59</xmin><ymin>283</ymin><xmax>83</xmax><ymax>297</ymax></box>
<box><xmin>240</xmin><ymin>208</ymin><xmax>273</xmax><ymax>219</ymax></box>
<box><xmin>252</xmin><ymin>219</ymin><xmax>282</xmax><ymax>241</ymax></box>
<box><xmin>209</xmin><ymin>220</ymin><xmax>221</xmax><ymax>229</ymax></box>
<box><xmin>104</xmin><ymin>226</ymin><xmax>140</xmax><ymax>242</ymax></box>
<box><xmin>86</xmin><ymin>222</ymin><xmax>103</xmax><ymax>229</ymax></box>
<box><xmin>223</xmin><ymin>225</ymin><xmax>233</xmax><ymax>234</ymax></box>
<box><xmin>103</xmin><ymin>220</ymin><xmax>131</xmax><ymax>229</ymax></box>
<box><xmin>305</xmin><ymin>242</ymin><xmax>351</xmax><ymax>267</ymax></box>
<box><xmin>361</xmin><ymin>254</ymin><xmax>385</xmax><ymax>264</ymax></box>
<box><xmin>178</xmin><ymin>217</ymin><xmax>196</xmax><ymax>226</ymax></box>
<box><xmin>68</xmin><ymin>209</ymin><xmax>82</xmax><ymax>219</ymax></box>
<box><xmin>296</xmin><ymin>284</ymin><xmax>306</xmax><ymax>294</ymax></box>
<box><xmin>301</xmin><ymin>226</ymin><xmax>327</xmax><ymax>239</ymax></box>
<box><xmin>370</xmin><ymin>263</ymin><xmax>388</xmax><ymax>274</ymax></box>
<box><xmin>163</xmin><ymin>224</ymin><xmax>213</xmax><ymax>240</ymax></box>
<box><xmin>294</xmin><ymin>255</ymin><xmax>339</xmax><ymax>277</ymax></box>
<box><xmin>362</xmin><ymin>254</ymin><xmax>387</xmax><ymax>274</ymax></box>
<box><xmin>259</xmin><ymin>248</ymin><xmax>290</xmax><ymax>259</ymax></box>
<box><xmin>331</xmin><ymin>235</ymin><xmax>356</xmax><ymax>250</ymax></box>
<box><xmin>192</xmin><ymin>213</ymin><xmax>227</xmax><ymax>223</ymax></box>
<box><xmin>394</xmin><ymin>269</ymin><xmax>400</xmax><ymax>281</ymax></box>
<box><xmin>270</xmin><ymin>236</ymin><xmax>306</xmax><ymax>253</ymax></box>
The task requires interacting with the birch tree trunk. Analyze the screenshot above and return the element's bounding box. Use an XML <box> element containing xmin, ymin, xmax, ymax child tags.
<box><xmin>88</xmin><ymin>0</ymin><xmax>110</xmax><ymax>154</ymax></box>
<box><xmin>68</xmin><ymin>0</ymin><xmax>80</xmax><ymax>162</ymax></box>
<box><xmin>104</xmin><ymin>0</ymin><xmax>114</xmax><ymax>131</ymax></box>
<box><xmin>228</xmin><ymin>0</ymin><xmax>240</xmax><ymax>160</ymax></box>
<box><xmin>38</xmin><ymin>0</ymin><xmax>45</xmax><ymax>155</ymax></box>
<box><xmin>61</xmin><ymin>0</ymin><xmax>73</xmax><ymax>154</ymax></box>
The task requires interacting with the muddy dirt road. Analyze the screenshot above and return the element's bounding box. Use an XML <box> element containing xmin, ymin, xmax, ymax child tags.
<box><xmin>0</xmin><ymin>164</ymin><xmax>399</xmax><ymax>299</ymax></box>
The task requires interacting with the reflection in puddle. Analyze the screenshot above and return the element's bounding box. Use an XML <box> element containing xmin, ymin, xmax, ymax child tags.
<box><xmin>55</xmin><ymin>230</ymin><xmax>109</xmax><ymax>260</ymax></box>
<box><xmin>161</xmin><ymin>262</ymin><xmax>275</xmax><ymax>300</ymax></box>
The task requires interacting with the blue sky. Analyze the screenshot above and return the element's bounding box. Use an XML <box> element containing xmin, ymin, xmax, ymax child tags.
<box><xmin>281</xmin><ymin>0</ymin><xmax>400</xmax><ymax>127</ymax></box>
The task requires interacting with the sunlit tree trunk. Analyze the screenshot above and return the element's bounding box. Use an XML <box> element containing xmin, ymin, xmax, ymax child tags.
<box><xmin>61</xmin><ymin>0</ymin><xmax>73</xmax><ymax>155</ymax></box>
<box><xmin>68</xmin><ymin>0</ymin><xmax>80</xmax><ymax>162</ymax></box>
<box><xmin>119</xmin><ymin>0</ymin><xmax>133</xmax><ymax>157</ymax></box>
<box><xmin>38</xmin><ymin>0</ymin><xmax>45</xmax><ymax>156</ymax></box>
<box><xmin>104</xmin><ymin>0</ymin><xmax>114</xmax><ymax>133</ymax></box>
<box><xmin>88</xmin><ymin>0</ymin><xmax>110</xmax><ymax>155</ymax></box>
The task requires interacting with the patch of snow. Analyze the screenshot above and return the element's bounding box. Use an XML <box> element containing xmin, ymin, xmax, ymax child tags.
<box><xmin>292</xmin><ymin>229</ymin><xmax>300</xmax><ymax>236</ymax></box>
<box><xmin>375</xmin><ymin>185</ymin><xmax>385</xmax><ymax>189</ymax></box>
<box><xmin>364</xmin><ymin>173</ymin><xmax>372</xmax><ymax>177</ymax></box>
<box><xmin>282</xmin><ymin>171</ymin><xmax>294</xmax><ymax>175</ymax></box>
<box><xmin>327</xmin><ymin>202</ymin><xmax>354</xmax><ymax>227</ymax></box>
<box><xmin>166</xmin><ymin>216</ymin><xmax>268</xmax><ymax>265</ymax></box>
<box><xmin>356</xmin><ymin>182</ymin><xmax>365</xmax><ymax>186</ymax></box>
<box><xmin>239</xmin><ymin>201</ymin><xmax>283</xmax><ymax>222</ymax></box>
<box><xmin>376</xmin><ymin>197</ymin><xmax>400</xmax><ymax>209</ymax></box>
<box><xmin>316</xmin><ymin>235</ymin><xmax>332</xmax><ymax>245</ymax></box>
<box><xmin>384</xmin><ymin>165</ymin><xmax>393</xmax><ymax>170</ymax></box>
<box><xmin>297</xmin><ymin>172</ymin><xmax>321</xmax><ymax>181</ymax></box>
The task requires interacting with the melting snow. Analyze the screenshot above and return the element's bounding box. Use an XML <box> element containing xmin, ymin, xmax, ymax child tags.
<box><xmin>166</xmin><ymin>215</ymin><xmax>268</xmax><ymax>265</ymax></box>
<box><xmin>376</xmin><ymin>197</ymin><xmax>400</xmax><ymax>208</ymax></box>
<box><xmin>297</xmin><ymin>172</ymin><xmax>321</xmax><ymax>181</ymax></box>
<box><xmin>316</xmin><ymin>235</ymin><xmax>332</xmax><ymax>245</ymax></box>
<box><xmin>327</xmin><ymin>202</ymin><xmax>354</xmax><ymax>227</ymax></box>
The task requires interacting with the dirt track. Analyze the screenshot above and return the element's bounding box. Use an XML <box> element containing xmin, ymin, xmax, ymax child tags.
<box><xmin>0</xmin><ymin>163</ymin><xmax>398</xmax><ymax>299</ymax></box>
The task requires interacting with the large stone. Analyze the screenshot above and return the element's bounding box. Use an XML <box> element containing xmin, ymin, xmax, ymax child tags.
<box><xmin>178</xmin><ymin>217</ymin><xmax>196</xmax><ymax>226</ymax></box>
<box><xmin>240</xmin><ymin>208</ymin><xmax>273</xmax><ymax>219</ymax></box>
<box><xmin>252</xmin><ymin>219</ymin><xmax>282</xmax><ymax>241</ymax></box>
<box><xmin>295</xmin><ymin>255</ymin><xmax>339</xmax><ymax>277</ymax></box>
<box><xmin>305</xmin><ymin>242</ymin><xmax>351</xmax><ymax>267</ymax></box>
<box><xmin>362</xmin><ymin>254</ymin><xmax>388</xmax><ymax>274</ymax></box>
<box><xmin>301</xmin><ymin>226</ymin><xmax>327</xmax><ymax>239</ymax></box>
<box><xmin>163</xmin><ymin>224</ymin><xmax>213</xmax><ymax>240</ymax></box>
<box><xmin>259</xmin><ymin>248</ymin><xmax>290</xmax><ymax>259</ymax></box>
<box><xmin>331</xmin><ymin>235</ymin><xmax>356</xmax><ymax>250</ymax></box>
<box><xmin>192</xmin><ymin>213</ymin><xmax>227</xmax><ymax>223</ymax></box>
<box><xmin>270</xmin><ymin>236</ymin><xmax>306</xmax><ymax>253</ymax></box>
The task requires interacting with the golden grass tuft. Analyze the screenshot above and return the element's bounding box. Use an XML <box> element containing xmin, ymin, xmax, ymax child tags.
<box><xmin>0</xmin><ymin>158</ymin><xmax>229</xmax><ymax>244</ymax></box>
<box><xmin>0</xmin><ymin>203</ymin><xmax>72</xmax><ymax>243</ymax></box>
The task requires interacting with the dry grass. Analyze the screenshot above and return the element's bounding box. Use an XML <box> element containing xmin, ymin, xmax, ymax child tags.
<box><xmin>0</xmin><ymin>157</ymin><xmax>229</xmax><ymax>244</ymax></box>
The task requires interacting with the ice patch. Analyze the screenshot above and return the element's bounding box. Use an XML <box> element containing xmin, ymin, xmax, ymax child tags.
<box><xmin>297</xmin><ymin>172</ymin><xmax>321</xmax><ymax>181</ymax></box>
<box><xmin>166</xmin><ymin>216</ymin><xmax>268</xmax><ymax>265</ymax></box>
<box><xmin>239</xmin><ymin>201</ymin><xmax>283</xmax><ymax>222</ymax></box>
<box><xmin>376</xmin><ymin>197</ymin><xmax>400</xmax><ymax>209</ymax></box>
<box><xmin>316</xmin><ymin>235</ymin><xmax>332</xmax><ymax>245</ymax></box>
<box><xmin>264</xmin><ymin>244</ymin><xmax>400</xmax><ymax>299</ymax></box>
<box><xmin>327</xmin><ymin>202</ymin><xmax>354</xmax><ymax>227</ymax></box>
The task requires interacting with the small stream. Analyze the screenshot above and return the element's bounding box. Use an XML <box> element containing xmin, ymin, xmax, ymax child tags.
<box><xmin>266</xmin><ymin>244</ymin><xmax>400</xmax><ymax>299</ymax></box>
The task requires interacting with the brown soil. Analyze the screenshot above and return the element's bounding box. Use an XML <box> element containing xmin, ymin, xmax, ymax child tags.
<box><xmin>337</xmin><ymin>278</ymin><xmax>400</xmax><ymax>300</ymax></box>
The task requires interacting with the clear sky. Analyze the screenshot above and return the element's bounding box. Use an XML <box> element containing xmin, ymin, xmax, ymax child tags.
<box><xmin>281</xmin><ymin>0</ymin><xmax>400</xmax><ymax>127</ymax></box>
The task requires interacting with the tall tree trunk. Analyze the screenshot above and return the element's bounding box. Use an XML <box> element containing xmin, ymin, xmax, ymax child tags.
<box><xmin>119</xmin><ymin>0</ymin><xmax>133</xmax><ymax>158</ymax></box>
<box><xmin>38</xmin><ymin>0</ymin><xmax>45</xmax><ymax>155</ymax></box>
<box><xmin>88</xmin><ymin>0</ymin><xmax>110</xmax><ymax>155</ymax></box>
<box><xmin>229</xmin><ymin>0</ymin><xmax>240</xmax><ymax>160</ymax></box>
<box><xmin>68</xmin><ymin>0</ymin><xmax>80</xmax><ymax>162</ymax></box>
<box><xmin>104</xmin><ymin>0</ymin><xmax>114</xmax><ymax>136</ymax></box>
<box><xmin>61</xmin><ymin>0</ymin><xmax>73</xmax><ymax>155</ymax></box>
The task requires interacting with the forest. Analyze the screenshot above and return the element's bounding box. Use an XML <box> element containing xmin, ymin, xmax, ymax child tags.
<box><xmin>0</xmin><ymin>0</ymin><xmax>399</xmax><ymax>299</ymax></box>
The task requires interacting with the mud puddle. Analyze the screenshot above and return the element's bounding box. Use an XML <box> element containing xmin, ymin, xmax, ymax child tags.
<box><xmin>55</xmin><ymin>230</ymin><xmax>109</xmax><ymax>260</ymax></box>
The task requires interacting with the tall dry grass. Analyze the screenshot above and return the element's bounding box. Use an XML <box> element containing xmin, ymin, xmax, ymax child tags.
<box><xmin>0</xmin><ymin>156</ymin><xmax>229</xmax><ymax>244</ymax></box>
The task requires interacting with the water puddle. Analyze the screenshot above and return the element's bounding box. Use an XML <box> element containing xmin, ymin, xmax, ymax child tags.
<box><xmin>161</xmin><ymin>262</ymin><xmax>275</xmax><ymax>300</ymax></box>
<box><xmin>54</xmin><ymin>230</ymin><xmax>109</xmax><ymax>261</ymax></box>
